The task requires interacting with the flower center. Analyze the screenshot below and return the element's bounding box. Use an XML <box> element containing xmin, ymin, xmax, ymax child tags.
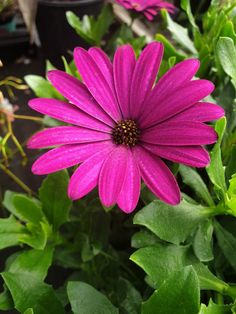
<box><xmin>112</xmin><ymin>119</ymin><xmax>140</xmax><ymax>146</ymax></box>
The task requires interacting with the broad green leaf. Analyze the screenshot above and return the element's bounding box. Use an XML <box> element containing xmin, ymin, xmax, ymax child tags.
<box><xmin>19</xmin><ymin>221</ymin><xmax>49</xmax><ymax>250</ymax></box>
<box><xmin>39</xmin><ymin>170</ymin><xmax>72</xmax><ymax>230</ymax></box>
<box><xmin>67</xmin><ymin>281</ymin><xmax>118</xmax><ymax>314</ymax></box>
<box><xmin>24</xmin><ymin>75</ymin><xmax>63</xmax><ymax>99</ymax></box>
<box><xmin>130</xmin><ymin>243</ymin><xmax>229</xmax><ymax>294</ymax></box>
<box><xmin>226</xmin><ymin>145</ymin><xmax>236</xmax><ymax>182</ymax></box>
<box><xmin>45</xmin><ymin>60</ymin><xmax>56</xmax><ymax>72</ymax></box>
<box><xmin>130</xmin><ymin>244</ymin><xmax>189</xmax><ymax>286</ymax></box>
<box><xmin>115</xmin><ymin>278</ymin><xmax>142</xmax><ymax>314</ymax></box>
<box><xmin>207</xmin><ymin>117</ymin><xmax>227</xmax><ymax>197</ymax></box>
<box><xmin>162</xmin><ymin>10</ymin><xmax>197</xmax><ymax>54</ymax></box>
<box><xmin>200</xmin><ymin>300</ymin><xmax>232</xmax><ymax>313</ymax></box>
<box><xmin>2</xmin><ymin>272</ymin><xmax>64</xmax><ymax>314</ymax></box>
<box><xmin>179</xmin><ymin>165</ymin><xmax>214</xmax><ymax>206</ymax></box>
<box><xmin>13</xmin><ymin>195</ymin><xmax>44</xmax><ymax>224</ymax></box>
<box><xmin>134</xmin><ymin>200</ymin><xmax>208</xmax><ymax>245</ymax></box>
<box><xmin>193</xmin><ymin>219</ymin><xmax>214</xmax><ymax>262</ymax></box>
<box><xmin>214</xmin><ymin>220</ymin><xmax>236</xmax><ymax>271</ymax></box>
<box><xmin>0</xmin><ymin>216</ymin><xmax>26</xmax><ymax>250</ymax></box>
<box><xmin>0</xmin><ymin>288</ymin><xmax>13</xmax><ymax>310</ymax></box>
<box><xmin>131</xmin><ymin>230</ymin><xmax>160</xmax><ymax>248</ymax></box>
<box><xmin>216</xmin><ymin>37</ymin><xmax>236</xmax><ymax>87</ymax></box>
<box><xmin>8</xmin><ymin>247</ymin><xmax>54</xmax><ymax>281</ymax></box>
<box><xmin>142</xmin><ymin>266</ymin><xmax>200</xmax><ymax>314</ymax></box>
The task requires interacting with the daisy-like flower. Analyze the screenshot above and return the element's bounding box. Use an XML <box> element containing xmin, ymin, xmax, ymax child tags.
<box><xmin>115</xmin><ymin>0</ymin><xmax>176</xmax><ymax>20</ymax></box>
<box><xmin>28</xmin><ymin>42</ymin><xmax>224</xmax><ymax>213</ymax></box>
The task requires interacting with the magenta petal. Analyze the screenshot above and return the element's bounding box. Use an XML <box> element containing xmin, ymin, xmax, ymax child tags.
<box><xmin>47</xmin><ymin>70</ymin><xmax>113</xmax><ymax>127</ymax></box>
<box><xmin>88</xmin><ymin>47</ymin><xmax>114</xmax><ymax>91</ymax></box>
<box><xmin>31</xmin><ymin>142</ymin><xmax>110</xmax><ymax>175</ymax></box>
<box><xmin>74</xmin><ymin>48</ymin><xmax>121</xmax><ymax>121</ymax></box>
<box><xmin>29</xmin><ymin>98</ymin><xmax>112</xmax><ymax>132</ymax></box>
<box><xmin>27</xmin><ymin>126</ymin><xmax>111</xmax><ymax>149</ymax></box>
<box><xmin>141</xmin><ymin>121</ymin><xmax>217</xmax><ymax>146</ymax></box>
<box><xmin>130</xmin><ymin>42</ymin><xmax>164</xmax><ymax>119</ymax></box>
<box><xmin>142</xmin><ymin>143</ymin><xmax>210</xmax><ymax>168</ymax></box>
<box><xmin>68</xmin><ymin>144</ymin><xmax>114</xmax><ymax>200</ymax></box>
<box><xmin>117</xmin><ymin>149</ymin><xmax>140</xmax><ymax>213</ymax></box>
<box><xmin>140</xmin><ymin>80</ymin><xmax>215</xmax><ymax>128</ymax></box>
<box><xmin>99</xmin><ymin>146</ymin><xmax>128</xmax><ymax>207</ymax></box>
<box><xmin>134</xmin><ymin>146</ymin><xmax>180</xmax><ymax>205</ymax></box>
<box><xmin>113</xmin><ymin>45</ymin><xmax>136</xmax><ymax>118</ymax></box>
<box><xmin>168</xmin><ymin>102</ymin><xmax>225</xmax><ymax>123</ymax></box>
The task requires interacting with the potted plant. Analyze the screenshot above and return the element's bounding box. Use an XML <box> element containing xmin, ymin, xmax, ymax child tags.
<box><xmin>36</xmin><ymin>0</ymin><xmax>104</xmax><ymax>67</ymax></box>
<box><xmin>0</xmin><ymin>0</ymin><xmax>17</xmax><ymax>32</ymax></box>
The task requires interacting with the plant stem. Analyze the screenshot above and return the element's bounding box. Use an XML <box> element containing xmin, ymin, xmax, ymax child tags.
<box><xmin>0</xmin><ymin>163</ymin><xmax>34</xmax><ymax>195</ymax></box>
<box><xmin>13</xmin><ymin>114</ymin><xmax>43</xmax><ymax>122</ymax></box>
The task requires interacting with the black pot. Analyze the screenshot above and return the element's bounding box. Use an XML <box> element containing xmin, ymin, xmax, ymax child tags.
<box><xmin>36</xmin><ymin>0</ymin><xmax>103</xmax><ymax>68</ymax></box>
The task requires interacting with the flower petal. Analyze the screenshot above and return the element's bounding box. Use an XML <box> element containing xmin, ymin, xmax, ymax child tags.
<box><xmin>74</xmin><ymin>47</ymin><xmax>121</xmax><ymax>121</ymax></box>
<box><xmin>117</xmin><ymin>149</ymin><xmax>140</xmax><ymax>213</ymax></box>
<box><xmin>28</xmin><ymin>126</ymin><xmax>111</xmax><ymax>149</ymax></box>
<box><xmin>47</xmin><ymin>70</ymin><xmax>114</xmax><ymax>127</ymax></box>
<box><xmin>134</xmin><ymin>146</ymin><xmax>180</xmax><ymax>205</ymax></box>
<box><xmin>88</xmin><ymin>47</ymin><xmax>114</xmax><ymax>91</ymax></box>
<box><xmin>140</xmin><ymin>80</ymin><xmax>215</xmax><ymax>128</ymax></box>
<box><xmin>99</xmin><ymin>146</ymin><xmax>128</xmax><ymax>207</ymax></box>
<box><xmin>168</xmin><ymin>102</ymin><xmax>225</xmax><ymax>123</ymax></box>
<box><xmin>68</xmin><ymin>144</ymin><xmax>114</xmax><ymax>200</ymax></box>
<box><xmin>142</xmin><ymin>143</ymin><xmax>210</xmax><ymax>168</ymax></box>
<box><xmin>29</xmin><ymin>98</ymin><xmax>112</xmax><ymax>132</ymax></box>
<box><xmin>141</xmin><ymin>121</ymin><xmax>217</xmax><ymax>146</ymax></box>
<box><xmin>31</xmin><ymin>142</ymin><xmax>110</xmax><ymax>175</ymax></box>
<box><xmin>130</xmin><ymin>42</ymin><xmax>164</xmax><ymax>119</ymax></box>
<box><xmin>113</xmin><ymin>45</ymin><xmax>136</xmax><ymax>118</ymax></box>
<box><xmin>140</xmin><ymin>59</ymin><xmax>200</xmax><ymax>121</ymax></box>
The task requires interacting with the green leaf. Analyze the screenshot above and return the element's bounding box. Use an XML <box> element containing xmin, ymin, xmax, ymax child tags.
<box><xmin>115</xmin><ymin>278</ymin><xmax>142</xmax><ymax>314</ymax></box>
<box><xmin>0</xmin><ymin>287</ymin><xmax>14</xmax><ymax>310</ymax></box>
<box><xmin>216</xmin><ymin>37</ymin><xmax>236</xmax><ymax>87</ymax></box>
<box><xmin>0</xmin><ymin>215</ymin><xmax>26</xmax><ymax>250</ymax></box>
<box><xmin>19</xmin><ymin>221</ymin><xmax>50</xmax><ymax>250</ymax></box>
<box><xmin>214</xmin><ymin>220</ymin><xmax>236</xmax><ymax>272</ymax></box>
<box><xmin>200</xmin><ymin>300</ymin><xmax>232</xmax><ymax>313</ymax></box>
<box><xmin>39</xmin><ymin>170</ymin><xmax>72</xmax><ymax>230</ymax></box>
<box><xmin>131</xmin><ymin>230</ymin><xmax>160</xmax><ymax>248</ymax></box>
<box><xmin>24</xmin><ymin>309</ymin><xmax>34</xmax><ymax>314</ymax></box>
<box><xmin>24</xmin><ymin>75</ymin><xmax>64</xmax><ymax>99</ymax></box>
<box><xmin>66</xmin><ymin>11</ymin><xmax>96</xmax><ymax>45</ymax></box>
<box><xmin>180</xmin><ymin>0</ymin><xmax>198</xmax><ymax>30</ymax></box>
<box><xmin>8</xmin><ymin>247</ymin><xmax>54</xmax><ymax>281</ymax></box>
<box><xmin>130</xmin><ymin>244</ymin><xmax>189</xmax><ymax>286</ymax></box>
<box><xmin>207</xmin><ymin>117</ymin><xmax>227</xmax><ymax>197</ymax></box>
<box><xmin>94</xmin><ymin>5</ymin><xmax>114</xmax><ymax>43</ymax></box>
<box><xmin>142</xmin><ymin>266</ymin><xmax>200</xmax><ymax>314</ymax></box>
<box><xmin>179</xmin><ymin>165</ymin><xmax>214</xmax><ymax>206</ymax></box>
<box><xmin>193</xmin><ymin>219</ymin><xmax>214</xmax><ymax>262</ymax></box>
<box><xmin>134</xmin><ymin>200</ymin><xmax>208</xmax><ymax>245</ymax></box>
<box><xmin>227</xmin><ymin>174</ymin><xmax>236</xmax><ymax>213</ymax></box>
<box><xmin>13</xmin><ymin>195</ymin><xmax>44</xmax><ymax>224</ymax></box>
<box><xmin>67</xmin><ymin>281</ymin><xmax>118</xmax><ymax>314</ymax></box>
<box><xmin>2</xmin><ymin>272</ymin><xmax>64</xmax><ymax>314</ymax></box>
<box><xmin>162</xmin><ymin>10</ymin><xmax>197</xmax><ymax>54</ymax></box>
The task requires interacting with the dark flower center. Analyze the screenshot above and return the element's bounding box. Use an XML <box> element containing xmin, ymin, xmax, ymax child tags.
<box><xmin>112</xmin><ymin>119</ymin><xmax>140</xmax><ymax>146</ymax></box>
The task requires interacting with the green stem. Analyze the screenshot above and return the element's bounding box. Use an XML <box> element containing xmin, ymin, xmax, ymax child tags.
<box><xmin>0</xmin><ymin>163</ymin><xmax>34</xmax><ymax>195</ymax></box>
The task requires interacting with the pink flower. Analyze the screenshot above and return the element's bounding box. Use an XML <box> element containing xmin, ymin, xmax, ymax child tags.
<box><xmin>115</xmin><ymin>0</ymin><xmax>176</xmax><ymax>20</ymax></box>
<box><xmin>28</xmin><ymin>43</ymin><xmax>224</xmax><ymax>213</ymax></box>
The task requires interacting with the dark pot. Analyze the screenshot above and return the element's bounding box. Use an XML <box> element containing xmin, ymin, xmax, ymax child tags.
<box><xmin>36</xmin><ymin>0</ymin><xmax>103</xmax><ymax>68</ymax></box>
